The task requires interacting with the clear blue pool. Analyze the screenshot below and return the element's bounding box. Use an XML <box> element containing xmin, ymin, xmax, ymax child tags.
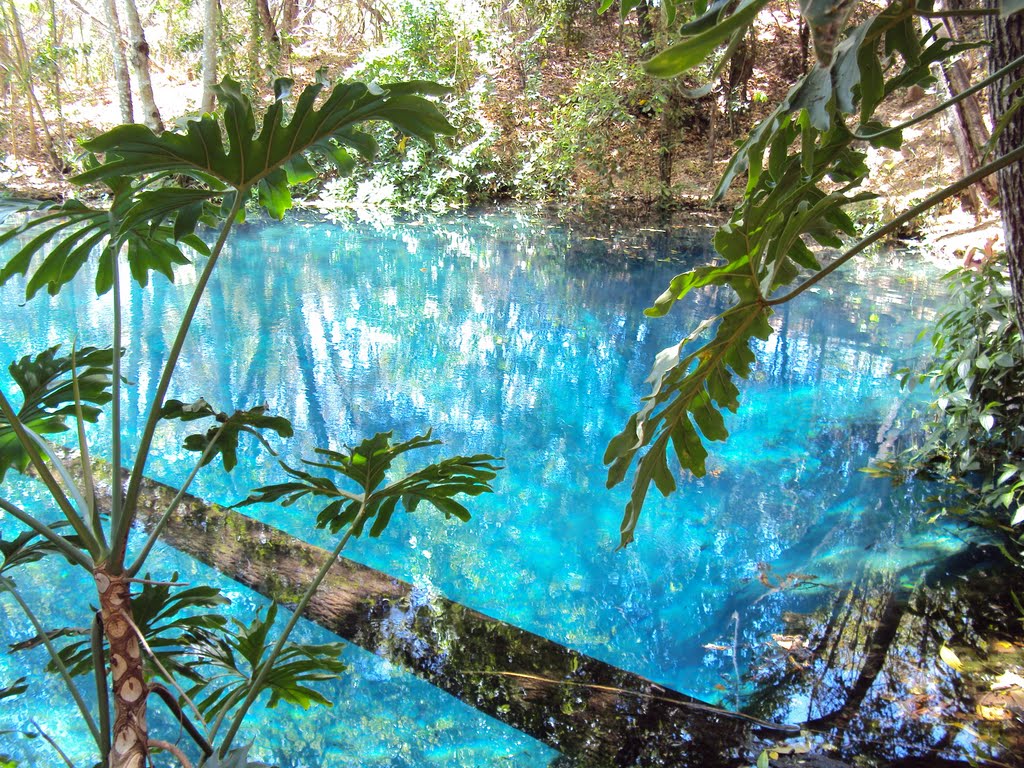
<box><xmin>0</xmin><ymin>209</ymin><xmax>965</xmax><ymax>765</ymax></box>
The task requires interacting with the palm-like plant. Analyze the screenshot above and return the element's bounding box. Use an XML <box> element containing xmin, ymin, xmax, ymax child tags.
<box><xmin>0</xmin><ymin>75</ymin><xmax>500</xmax><ymax>767</ymax></box>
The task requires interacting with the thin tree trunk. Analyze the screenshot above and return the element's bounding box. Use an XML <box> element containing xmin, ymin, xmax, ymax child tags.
<box><xmin>102</xmin><ymin>0</ymin><xmax>133</xmax><ymax>124</ymax></box>
<box><xmin>96</xmin><ymin>568</ymin><xmax>149</xmax><ymax>768</ymax></box>
<box><xmin>120</xmin><ymin>0</ymin><xmax>163</xmax><ymax>132</ymax></box>
<box><xmin>200</xmin><ymin>0</ymin><xmax>219</xmax><ymax>113</ymax></box>
<box><xmin>986</xmin><ymin>1</ymin><xmax>1024</xmax><ymax>334</ymax></box>
<box><xmin>929</xmin><ymin>0</ymin><xmax>996</xmax><ymax>209</ymax></box>
<box><xmin>2</xmin><ymin>0</ymin><xmax>56</xmax><ymax>164</ymax></box>
<box><xmin>280</xmin><ymin>0</ymin><xmax>298</xmax><ymax>70</ymax></box>
<box><xmin>256</xmin><ymin>0</ymin><xmax>278</xmax><ymax>48</ymax></box>
<box><xmin>46</xmin><ymin>0</ymin><xmax>67</xmax><ymax>156</ymax></box>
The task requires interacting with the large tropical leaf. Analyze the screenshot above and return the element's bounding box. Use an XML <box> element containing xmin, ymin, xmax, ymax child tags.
<box><xmin>0</xmin><ymin>530</ymin><xmax>74</xmax><ymax>575</ymax></box>
<box><xmin>160</xmin><ymin>399</ymin><xmax>293</xmax><ymax>472</ymax></box>
<box><xmin>74</xmin><ymin>76</ymin><xmax>456</xmax><ymax>220</ymax></box>
<box><xmin>0</xmin><ymin>346</ymin><xmax>116</xmax><ymax>480</ymax></box>
<box><xmin>0</xmin><ymin>181</ymin><xmax>211</xmax><ymax>299</ymax></box>
<box><xmin>187</xmin><ymin>604</ymin><xmax>346</xmax><ymax>721</ymax></box>
<box><xmin>50</xmin><ymin>574</ymin><xmax>229</xmax><ymax>682</ymax></box>
<box><xmin>237</xmin><ymin>431</ymin><xmax>502</xmax><ymax>539</ymax></box>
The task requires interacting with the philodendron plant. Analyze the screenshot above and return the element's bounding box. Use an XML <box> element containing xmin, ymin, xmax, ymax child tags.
<box><xmin>0</xmin><ymin>76</ymin><xmax>500</xmax><ymax>768</ymax></box>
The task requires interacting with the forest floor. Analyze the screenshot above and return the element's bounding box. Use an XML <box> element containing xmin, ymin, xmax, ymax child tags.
<box><xmin>0</xmin><ymin>11</ymin><xmax>1004</xmax><ymax>265</ymax></box>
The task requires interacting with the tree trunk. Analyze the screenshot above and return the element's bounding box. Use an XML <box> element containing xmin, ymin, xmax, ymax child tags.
<box><xmin>280</xmin><ymin>0</ymin><xmax>299</xmax><ymax>70</ymax></box>
<box><xmin>200</xmin><ymin>0</ymin><xmax>219</xmax><ymax>113</ymax></box>
<box><xmin>46</xmin><ymin>0</ymin><xmax>68</xmax><ymax>156</ymax></box>
<box><xmin>96</xmin><ymin>568</ymin><xmax>149</xmax><ymax>768</ymax></box>
<box><xmin>986</xmin><ymin>2</ymin><xmax>1024</xmax><ymax>334</ymax></box>
<box><xmin>102</xmin><ymin>0</ymin><xmax>133</xmax><ymax>124</ymax></box>
<box><xmin>930</xmin><ymin>0</ymin><xmax>996</xmax><ymax>209</ymax></box>
<box><xmin>2</xmin><ymin>0</ymin><xmax>56</xmax><ymax>164</ymax></box>
<box><xmin>120</xmin><ymin>0</ymin><xmax>163</xmax><ymax>132</ymax></box>
<box><xmin>256</xmin><ymin>0</ymin><xmax>278</xmax><ymax>48</ymax></box>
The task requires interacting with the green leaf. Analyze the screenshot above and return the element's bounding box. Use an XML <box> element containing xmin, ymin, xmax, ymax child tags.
<box><xmin>606</xmin><ymin>302</ymin><xmax>773</xmax><ymax>547</ymax></box>
<box><xmin>161</xmin><ymin>399</ymin><xmax>293</xmax><ymax>472</ymax></box>
<box><xmin>188</xmin><ymin>604</ymin><xmax>346</xmax><ymax>722</ymax></box>
<box><xmin>73</xmin><ymin>77</ymin><xmax>456</xmax><ymax>221</ymax></box>
<box><xmin>238</xmin><ymin>431</ymin><xmax>501</xmax><ymax>539</ymax></box>
<box><xmin>644</xmin><ymin>0</ymin><xmax>771</xmax><ymax>77</ymax></box>
<box><xmin>800</xmin><ymin>0</ymin><xmax>861</xmax><ymax>66</ymax></box>
<box><xmin>1</xmin><ymin>530</ymin><xmax>70</xmax><ymax>575</ymax></box>
<box><xmin>0</xmin><ymin>677</ymin><xmax>27</xmax><ymax>702</ymax></box>
<box><xmin>44</xmin><ymin>574</ymin><xmax>228</xmax><ymax>682</ymax></box>
<box><xmin>0</xmin><ymin>346</ymin><xmax>116</xmax><ymax>480</ymax></box>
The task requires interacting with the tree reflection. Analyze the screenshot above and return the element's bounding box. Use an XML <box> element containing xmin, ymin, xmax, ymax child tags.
<box><xmin>744</xmin><ymin>557</ymin><xmax>1024</xmax><ymax>767</ymax></box>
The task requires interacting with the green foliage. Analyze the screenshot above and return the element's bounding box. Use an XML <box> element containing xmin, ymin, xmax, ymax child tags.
<box><xmin>0</xmin><ymin>75</ymin><xmax>491</xmax><ymax>764</ymax></box>
<box><xmin>601</xmin><ymin>0</ymin><xmax>1024</xmax><ymax>545</ymax></box>
<box><xmin>892</xmin><ymin>266</ymin><xmax>1024</xmax><ymax>527</ymax></box>
<box><xmin>74</xmin><ymin>76</ymin><xmax>455</xmax><ymax>220</ymax></box>
<box><xmin>318</xmin><ymin>1</ymin><xmax>502</xmax><ymax>215</ymax></box>
<box><xmin>239</xmin><ymin>431</ymin><xmax>502</xmax><ymax>539</ymax></box>
<box><xmin>160</xmin><ymin>399</ymin><xmax>294</xmax><ymax>472</ymax></box>
<box><xmin>517</xmin><ymin>52</ymin><xmax>654</xmax><ymax>198</ymax></box>
<box><xmin>48</xmin><ymin>574</ymin><xmax>229</xmax><ymax>681</ymax></box>
<box><xmin>0</xmin><ymin>346</ymin><xmax>114</xmax><ymax>481</ymax></box>
<box><xmin>0</xmin><ymin>189</ymin><xmax>208</xmax><ymax>299</ymax></box>
<box><xmin>187</xmin><ymin>603</ymin><xmax>346</xmax><ymax>720</ymax></box>
<box><xmin>0</xmin><ymin>529</ymin><xmax>73</xmax><ymax>575</ymax></box>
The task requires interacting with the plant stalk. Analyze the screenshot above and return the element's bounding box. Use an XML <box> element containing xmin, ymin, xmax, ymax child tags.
<box><xmin>113</xmin><ymin>190</ymin><xmax>247</xmax><ymax>570</ymax></box>
<box><xmin>126</xmin><ymin>422</ymin><xmax>227</xmax><ymax>577</ymax></box>
<box><xmin>1</xmin><ymin>576</ymin><xmax>101</xmax><ymax>747</ymax></box>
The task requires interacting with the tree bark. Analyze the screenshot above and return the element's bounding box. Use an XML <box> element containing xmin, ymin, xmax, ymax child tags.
<box><xmin>256</xmin><ymin>0</ymin><xmax>278</xmax><ymax>48</ymax></box>
<box><xmin>103</xmin><ymin>0</ymin><xmax>134</xmax><ymax>123</ymax></box>
<box><xmin>280</xmin><ymin>0</ymin><xmax>299</xmax><ymax>70</ymax></box>
<box><xmin>931</xmin><ymin>0</ymin><xmax>996</xmax><ymax>209</ymax></box>
<box><xmin>200</xmin><ymin>0</ymin><xmax>219</xmax><ymax>113</ymax></box>
<box><xmin>986</xmin><ymin>3</ymin><xmax>1024</xmax><ymax>334</ymax></box>
<box><xmin>96</xmin><ymin>568</ymin><xmax>149</xmax><ymax>768</ymax></box>
<box><xmin>120</xmin><ymin>0</ymin><xmax>163</xmax><ymax>133</ymax></box>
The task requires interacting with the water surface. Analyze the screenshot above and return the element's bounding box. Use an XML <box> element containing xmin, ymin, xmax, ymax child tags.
<box><xmin>0</xmin><ymin>210</ymin><xmax>966</xmax><ymax>763</ymax></box>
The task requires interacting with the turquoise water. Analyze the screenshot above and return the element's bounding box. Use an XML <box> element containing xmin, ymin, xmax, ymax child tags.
<box><xmin>0</xmin><ymin>210</ymin><xmax>964</xmax><ymax>764</ymax></box>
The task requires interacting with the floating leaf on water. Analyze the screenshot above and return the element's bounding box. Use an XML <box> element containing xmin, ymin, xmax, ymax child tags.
<box><xmin>939</xmin><ymin>644</ymin><xmax>964</xmax><ymax>672</ymax></box>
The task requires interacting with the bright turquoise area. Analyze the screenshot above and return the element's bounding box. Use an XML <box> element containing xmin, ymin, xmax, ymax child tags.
<box><xmin>0</xmin><ymin>210</ymin><xmax>964</xmax><ymax>764</ymax></box>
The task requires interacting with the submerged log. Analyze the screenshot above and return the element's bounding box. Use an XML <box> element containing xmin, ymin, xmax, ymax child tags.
<box><xmin>108</xmin><ymin>463</ymin><xmax>795</xmax><ymax>767</ymax></box>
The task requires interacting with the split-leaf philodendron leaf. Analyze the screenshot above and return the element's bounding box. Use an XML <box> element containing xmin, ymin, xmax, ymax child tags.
<box><xmin>74</xmin><ymin>77</ymin><xmax>456</xmax><ymax>220</ymax></box>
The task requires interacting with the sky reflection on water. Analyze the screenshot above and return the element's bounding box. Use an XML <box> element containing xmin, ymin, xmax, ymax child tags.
<box><xmin>0</xmin><ymin>210</ymin><xmax>967</xmax><ymax>732</ymax></box>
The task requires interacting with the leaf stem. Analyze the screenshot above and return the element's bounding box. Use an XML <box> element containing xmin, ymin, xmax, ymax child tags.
<box><xmin>71</xmin><ymin>343</ymin><xmax>103</xmax><ymax>547</ymax></box>
<box><xmin>108</xmin><ymin>235</ymin><xmax>124</xmax><ymax>558</ymax></box>
<box><xmin>0</xmin><ymin>390</ymin><xmax>100</xmax><ymax>555</ymax></box>
<box><xmin>91</xmin><ymin>612</ymin><xmax>111</xmax><ymax>764</ymax></box>
<box><xmin>852</xmin><ymin>52</ymin><xmax>1024</xmax><ymax>143</ymax></box>
<box><xmin>767</xmin><ymin>142</ymin><xmax>1024</xmax><ymax>307</ymax></box>
<box><xmin>1</xmin><ymin>576</ymin><xmax>101</xmax><ymax>747</ymax></box>
<box><xmin>113</xmin><ymin>190</ymin><xmax>247</xmax><ymax>571</ymax></box>
<box><xmin>126</xmin><ymin>422</ymin><xmax>227</xmax><ymax>577</ymax></box>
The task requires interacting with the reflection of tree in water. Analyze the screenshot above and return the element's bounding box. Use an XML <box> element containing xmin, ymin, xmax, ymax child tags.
<box><xmin>743</xmin><ymin>561</ymin><xmax>1024</xmax><ymax>766</ymax></box>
